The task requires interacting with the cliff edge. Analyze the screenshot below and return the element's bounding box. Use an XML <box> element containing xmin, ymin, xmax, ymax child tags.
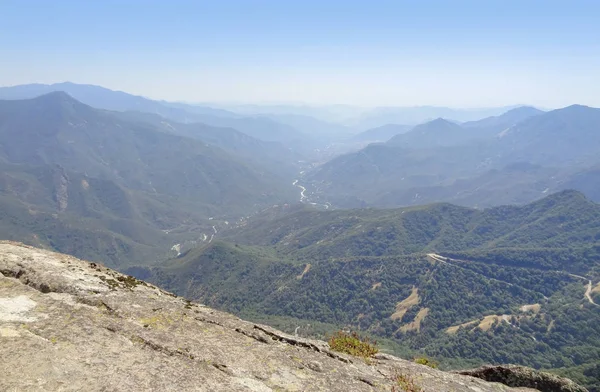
<box><xmin>0</xmin><ymin>241</ymin><xmax>581</xmax><ymax>391</ymax></box>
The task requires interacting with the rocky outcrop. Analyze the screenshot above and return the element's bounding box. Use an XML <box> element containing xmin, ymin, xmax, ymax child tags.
<box><xmin>0</xmin><ymin>241</ymin><xmax>577</xmax><ymax>391</ymax></box>
<box><xmin>457</xmin><ymin>365</ymin><xmax>588</xmax><ymax>392</ymax></box>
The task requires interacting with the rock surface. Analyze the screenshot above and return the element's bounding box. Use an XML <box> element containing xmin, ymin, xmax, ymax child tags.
<box><xmin>457</xmin><ymin>365</ymin><xmax>588</xmax><ymax>392</ymax></box>
<box><xmin>0</xmin><ymin>241</ymin><xmax>569</xmax><ymax>391</ymax></box>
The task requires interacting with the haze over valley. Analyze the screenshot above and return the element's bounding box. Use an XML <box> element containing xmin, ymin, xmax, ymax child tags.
<box><xmin>2</xmin><ymin>2</ymin><xmax>600</xmax><ymax>391</ymax></box>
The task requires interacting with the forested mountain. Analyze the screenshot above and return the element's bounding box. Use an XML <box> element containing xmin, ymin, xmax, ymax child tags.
<box><xmin>305</xmin><ymin>104</ymin><xmax>600</xmax><ymax>209</ymax></box>
<box><xmin>495</xmin><ymin>104</ymin><xmax>600</xmax><ymax>166</ymax></box>
<box><xmin>387</xmin><ymin>118</ymin><xmax>466</xmax><ymax>148</ymax></box>
<box><xmin>350</xmin><ymin>163</ymin><xmax>600</xmax><ymax>209</ymax></box>
<box><xmin>0</xmin><ymin>82</ymin><xmax>312</xmax><ymax>147</ymax></box>
<box><xmin>0</xmin><ymin>93</ymin><xmax>297</xmax><ymax>266</ymax></box>
<box><xmin>306</xmin><ymin>142</ymin><xmax>492</xmax><ymax>208</ymax></box>
<box><xmin>222</xmin><ymin>190</ymin><xmax>600</xmax><ymax>269</ymax></box>
<box><xmin>462</xmin><ymin>106</ymin><xmax>544</xmax><ymax>132</ymax></box>
<box><xmin>0</xmin><ymin>93</ymin><xmax>295</xmax><ymax>207</ymax></box>
<box><xmin>0</xmin><ymin>160</ymin><xmax>224</xmax><ymax>268</ymax></box>
<box><xmin>386</xmin><ymin>107</ymin><xmax>544</xmax><ymax>149</ymax></box>
<box><xmin>129</xmin><ymin>191</ymin><xmax>600</xmax><ymax>390</ymax></box>
<box><xmin>112</xmin><ymin>110</ymin><xmax>302</xmax><ymax>177</ymax></box>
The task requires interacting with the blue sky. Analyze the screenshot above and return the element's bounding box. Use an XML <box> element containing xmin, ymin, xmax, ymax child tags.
<box><xmin>1</xmin><ymin>0</ymin><xmax>600</xmax><ymax>107</ymax></box>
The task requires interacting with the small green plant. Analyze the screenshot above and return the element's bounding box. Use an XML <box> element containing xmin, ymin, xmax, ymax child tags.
<box><xmin>414</xmin><ymin>357</ymin><xmax>437</xmax><ymax>368</ymax></box>
<box><xmin>328</xmin><ymin>330</ymin><xmax>378</xmax><ymax>359</ymax></box>
<box><xmin>117</xmin><ymin>275</ymin><xmax>147</xmax><ymax>289</ymax></box>
<box><xmin>391</xmin><ymin>373</ymin><xmax>423</xmax><ymax>392</ymax></box>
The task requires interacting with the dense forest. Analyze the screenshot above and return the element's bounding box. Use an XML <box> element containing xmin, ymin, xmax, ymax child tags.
<box><xmin>128</xmin><ymin>190</ymin><xmax>600</xmax><ymax>391</ymax></box>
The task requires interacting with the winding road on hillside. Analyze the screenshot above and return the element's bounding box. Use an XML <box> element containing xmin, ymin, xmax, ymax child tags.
<box><xmin>427</xmin><ymin>253</ymin><xmax>598</xmax><ymax>306</ymax></box>
<box><xmin>427</xmin><ymin>253</ymin><xmax>520</xmax><ymax>292</ymax></box>
<box><xmin>568</xmin><ymin>273</ymin><xmax>598</xmax><ymax>306</ymax></box>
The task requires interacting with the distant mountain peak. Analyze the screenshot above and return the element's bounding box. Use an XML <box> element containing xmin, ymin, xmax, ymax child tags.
<box><xmin>23</xmin><ymin>91</ymin><xmax>95</xmax><ymax>117</ymax></box>
<box><xmin>384</xmin><ymin>117</ymin><xmax>465</xmax><ymax>147</ymax></box>
<box><xmin>530</xmin><ymin>104</ymin><xmax>599</xmax><ymax>121</ymax></box>
<box><xmin>430</xmin><ymin>117</ymin><xmax>453</xmax><ymax>124</ymax></box>
<box><xmin>413</xmin><ymin>117</ymin><xmax>463</xmax><ymax>131</ymax></box>
<box><xmin>53</xmin><ymin>81</ymin><xmax>92</xmax><ymax>87</ymax></box>
<box><xmin>502</xmin><ymin>106</ymin><xmax>543</xmax><ymax>115</ymax></box>
<box><xmin>558</xmin><ymin>104</ymin><xmax>596</xmax><ymax>113</ymax></box>
<box><xmin>32</xmin><ymin>90</ymin><xmax>77</xmax><ymax>102</ymax></box>
<box><xmin>510</xmin><ymin>103</ymin><xmax>600</xmax><ymax>131</ymax></box>
<box><xmin>565</xmin><ymin>104</ymin><xmax>592</xmax><ymax>109</ymax></box>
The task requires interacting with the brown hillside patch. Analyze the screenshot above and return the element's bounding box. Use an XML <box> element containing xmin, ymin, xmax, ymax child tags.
<box><xmin>479</xmin><ymin>315</ymin><xmax>512</xmax><ymax>332</ymax></box>
<box><xmin>519</xmin><ymin>304</ymin><xmax>541</xmax><ymax>313</ymax></box>
<box><xmin>371</xmin><ymin>282</ymin><xmax>382</xmax><ymax>291</ymax></box>
<box><xmin>592</xmin><ymin>282</ymin><xmax>600</xmax><ymax>294</ymax></box>
<box><xmin>391</xmin><ymin>287</ymin><xmax>419</xmax><ymax>321</ymax></box>
<box><xmin>446</xmin><ymin>319</ymin><xmax>479</xmax><ymax>334</ymax></box>
<box><xmin>296</xmin><ymin>263</ymin><xmax>311</xmax><ymax>280</ymax></box>
<box><xmin>400</xmin><ymin>308</ymin><xmax>429</xmax><ymax>333</ymax></box>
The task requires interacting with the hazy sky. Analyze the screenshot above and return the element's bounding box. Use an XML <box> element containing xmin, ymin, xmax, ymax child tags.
<box><xmin>1</xmin><ymin>0</ymin><xmax>600</xmax><ymax>107</ymax></box>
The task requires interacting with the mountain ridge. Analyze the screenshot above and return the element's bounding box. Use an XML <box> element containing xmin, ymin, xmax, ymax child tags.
<box><xmin>0</xmin><ymin>92</ymin><xmax>295</xmax><ymax>209</ymax></box>
<box><xmin>0</xmin><ymin>93</ymin><xmax>297</xmax><ymax>267</ymax></box>
<box><xmin>387</xmin><ymin>118</ymin><xmax>465</xmax><ymax>148</ymax></box>
<box><xmin>0</xmin><ymin>82</ymin><xmax>312</xmax><ymax>146</ymax></box>
<box><xmin>305</xmin><ymin>104</ymin><xmax>600</xmax><ymax>209</ymax></box>
<box><xmin>0</xmin><ymin>82</ymin><xmax>237</xmax><ymax>118</ymax></box>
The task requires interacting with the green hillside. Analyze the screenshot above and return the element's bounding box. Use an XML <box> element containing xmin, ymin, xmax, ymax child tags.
<box><xmin>0</xmin><ymin>93</ymin><xmax>297</xmax><ymax>267</ymax></box>
<box><xmin>0</xmin><ymin>162</ymin><xmax>216</xmax><ymax>267</ymax></box>
<box><xmin>129</xmin><ymin>191</ymin><xmax>600</xmax><ymax>390</ymax></box>
<box><xmin>113</xmin><ymin>110</ymin><xmax>303</xmax><ymax>178</ymax></box>
<box><xmin>0</xmin><ymin>92</ymin><xmax>296</xmax><ymax>214</ymax></box>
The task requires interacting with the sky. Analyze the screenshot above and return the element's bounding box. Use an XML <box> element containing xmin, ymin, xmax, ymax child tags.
<box><xmin>1</xmin><ymin>0</ymin><xmax>600</xmax><ymax>107</ymax></box>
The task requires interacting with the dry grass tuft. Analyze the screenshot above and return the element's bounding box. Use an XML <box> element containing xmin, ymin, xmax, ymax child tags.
<box><xmin>328</xmin><ymin>331</ymin><xmax>378</xmax><ymax>359</ymax></box>
<box><xmin>391</xmin><ymin>373</ymin><xmax>423</xmax><ymax>392</ymax></box>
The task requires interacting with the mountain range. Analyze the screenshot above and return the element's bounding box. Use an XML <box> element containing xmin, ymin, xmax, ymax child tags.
<box><xmin>304</xmin><ymin>104</ymin><xmax>600</xmax><ymax>209</ymax></box>
<box><xmin>347</xmin><ymin>105</ymin><xmax>529</xmax><ymax>129</ymax></box>
<box><xmin>0</xmin><ymin>83</ymin><xmax>317</xmax><ymax>150</ymax></box>
<box><xmin>0</xmin><ymin>92</ymin><xmax>299</xmax><ymax>266</ymax></box>
<box><xmin>0</xmin><ymin>82</ymin><xmax>236</xmax><ymax>119</ymax></box>
<box><xmin>1</xmin><ymin>81</ymin><xmax>600</xmax><ymax>390</ymax></box>
<box><xmin>0</xmin><ymin>92</ymin><xmax>295</xmax><ymax>206</ymax></box>
<box><xmin>387</xmin><ymin>106</ymin><xmax>545</xmax><ymax>148</ymax></box>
